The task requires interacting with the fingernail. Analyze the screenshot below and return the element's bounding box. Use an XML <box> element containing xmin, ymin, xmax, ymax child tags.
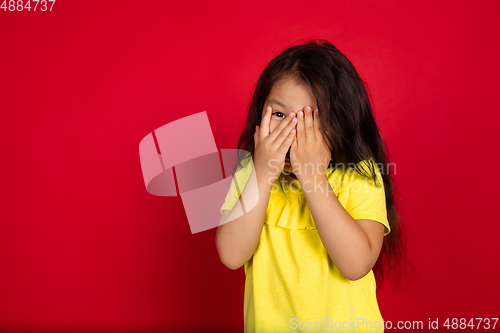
<box><xmin>315</xmin><ymin>109</ymin><xmax>318</xmax><ymax>115</ymax></box>
<box><xmin>267</xmin><ymin>106</ymin><xmax>271</xmax><ymax>112</ymax></box>
<box><xmin>305</xmin><ymin>106</ymin><xmax>311</xmax><ymax>112</ymax></box>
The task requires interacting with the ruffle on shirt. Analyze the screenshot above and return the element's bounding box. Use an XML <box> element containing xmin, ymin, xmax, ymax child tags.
<box><xmin>264</xmin><ymin>168</ymin><xmax>346</xmax><ymax>230</ymax></box>
<box><xmin>264</xmin><ymin>194</ymin><xmax>317</xmax><ymax>230</ymax></box>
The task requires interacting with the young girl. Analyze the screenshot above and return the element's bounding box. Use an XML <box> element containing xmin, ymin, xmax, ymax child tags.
<box><xmin>216</xmin><ymin>39</ymin><xmax>408</xmax><ymax>333</ymax></box>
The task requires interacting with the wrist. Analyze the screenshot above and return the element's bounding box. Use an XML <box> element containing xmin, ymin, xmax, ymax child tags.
<box><xmin>297</xmin><ymin>173</ymin><xmax>330</xmax><ymax>194</ymax></box>
<box><xmin>251</xmin><ymin>168</ymin><xmax>275</xmax><ymax>197</ymax></box>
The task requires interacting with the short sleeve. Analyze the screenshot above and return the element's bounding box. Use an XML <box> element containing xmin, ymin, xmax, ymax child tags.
<box><xmin>344</xmin><ymin>159</ymin><xmax>391</xmax><ymax>236</ymax></box>
<box><xmin>219</xmin><ymin>156</ymin><xmax>254</xmax><ymax>215</ymax></box>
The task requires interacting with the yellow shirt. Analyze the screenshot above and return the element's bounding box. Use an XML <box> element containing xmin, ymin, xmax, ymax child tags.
<box><xmin>220</xmin><ymin>156</ymin><xmax>390</xmax><ymax>333</ymax></box>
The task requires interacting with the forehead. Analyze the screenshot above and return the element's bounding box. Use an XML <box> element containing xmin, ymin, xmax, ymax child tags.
<box><xmin>265</xmin><ymin>78</ymin><xmax>316</xmax><ymax>110</ymax></box>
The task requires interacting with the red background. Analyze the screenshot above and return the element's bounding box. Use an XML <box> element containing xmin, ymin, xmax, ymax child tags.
<box><xmin>1</xmin><ymin>1</ymin><xmax>499</xmax><ymax>332</ymax></box>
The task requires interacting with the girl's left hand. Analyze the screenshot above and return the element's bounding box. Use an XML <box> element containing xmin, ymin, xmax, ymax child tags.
<box><xmin>289</xmin><ymin>106</ymin><xmax>331</xmax><ymax>179</ymax></box>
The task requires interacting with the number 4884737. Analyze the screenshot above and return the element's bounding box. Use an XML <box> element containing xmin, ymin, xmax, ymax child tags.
<box><xmin>1</xmin><ymin>0</ymin><xmax>56</xmax><ymax>11</ymax></box>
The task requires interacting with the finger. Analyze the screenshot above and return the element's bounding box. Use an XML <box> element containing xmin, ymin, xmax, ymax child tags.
<box><xmin>254</xmin><ymin>125</ymin><xmax>259</xmax><ymax>148</ymax></box>
<box><xmin>304</xmin><ymin>106</ymin><xmax>316</xmax><ymax>142</ymax></box>
<box><xmin>274</xmin><ymin>113</ymin><xmax>297</xmax><ymax>144</ymax></box>
<box><xmin>296</xmin><ymin>110</ymin><xmax>305</xmax><ymax>148</ymax></box>
<box><xmin>260</xmin><ymin>106</ymin><xmax>272</xmax><ymax>139</ymax></box>
<box><xmin>269</xmin><ymin>111</ymin><xmax>296</xmax><ymax>140</ymax></box>
<box><xmin>278</xmin><ymin>126</ymin><xmax>296</xmax><ymax>156</ymax></box>
<box><xmin>290</xmin><ymin>124</ymin><xmax>298</xmax><ymax>153</ymax></box>
<box><xmin>313</xmin><ymin>108</ymin><xmax>322</xmax><ymax>140</ymax></box>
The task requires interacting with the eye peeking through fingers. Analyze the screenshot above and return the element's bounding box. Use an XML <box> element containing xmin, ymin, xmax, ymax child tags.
<box><xmin>272</xmin><ymin>111</ymin><xmax>286</xmax><ymax>118</ymax></box>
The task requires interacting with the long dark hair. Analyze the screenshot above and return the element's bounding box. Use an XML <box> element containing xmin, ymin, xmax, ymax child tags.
<box><xmin>232</xmin><ymin>39</ymin><xmax>413</xmax><ymax>289</ymax></box>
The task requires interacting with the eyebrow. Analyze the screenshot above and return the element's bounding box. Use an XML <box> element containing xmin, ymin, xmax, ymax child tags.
<box><xmin>267</xmin><ymin>98</ymin><xmax>287</xmax><ymax>108</ymax></box>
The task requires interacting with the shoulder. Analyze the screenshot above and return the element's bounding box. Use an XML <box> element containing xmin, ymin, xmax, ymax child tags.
<box><xmin>325</xmin><ymin>159</ymin><xmax>382</xmax><ymax>193</ymax></box>
<box><xmin>340</xmin><ymin>158</ymin><xmax>383</xmax><ymax>185</ymax></box>
<box><xmin>230</xmin><ymin>154</ymin><xmax>254</xmax><ymax>183</ymax></box>
<box><xmin>341</xmin><ymin>158</ymin><xmax>391</xmax><ymax>236</ymax></box>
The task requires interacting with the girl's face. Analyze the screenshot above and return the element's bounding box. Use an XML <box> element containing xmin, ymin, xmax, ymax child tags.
<box><xmin>262</xmin><ymin>78</ymin><xmax>318</xmax><ymax>174</ymax></box>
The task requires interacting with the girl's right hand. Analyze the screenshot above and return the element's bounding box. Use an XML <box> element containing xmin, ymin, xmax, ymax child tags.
<box><xmin>253</xmin><ymin>106</ymin><xmax>297</xmax><ymax>187</ymax></box>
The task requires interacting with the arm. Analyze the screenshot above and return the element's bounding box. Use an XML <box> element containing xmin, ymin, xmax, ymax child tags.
<box><xmin>215</xmin><ymin>168</ymin><xmax>273</xmax><ymax>270</ymax></box>
<box><xmin>300</xmin><ymin>174</ymin><xmax>384</xmax><ymax>280</ymax></box>
<box><xmin>217</xmin><ymin>105</ymin><xmax>297</xmax><ymax>270</ymax></box>
<box><xmin>290</xmin><ymin>106</ymin><xmax>384</xmax><ymax>280</ymax></box>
